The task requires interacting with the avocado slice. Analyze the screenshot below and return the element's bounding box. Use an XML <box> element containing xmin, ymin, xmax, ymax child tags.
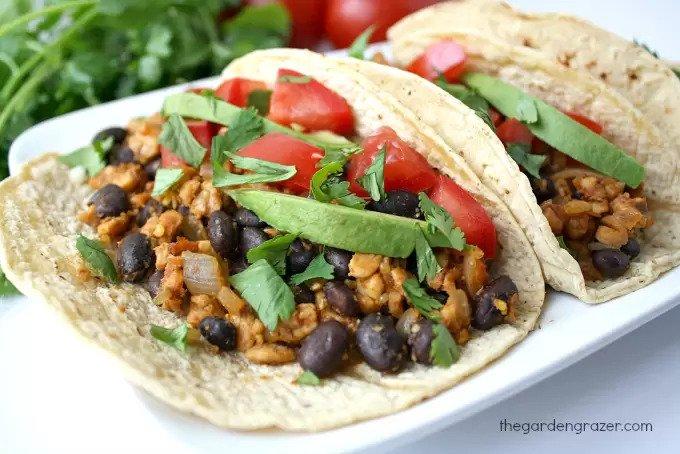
<box><xmin>229</xmin><ymin>189</ymin><xmax>453</xmax><ymax>258</ymax></box>
<box><xmin>462</xmin><ymin>72</ymin><xmax>645</xmax><ymax>188</ymax></box>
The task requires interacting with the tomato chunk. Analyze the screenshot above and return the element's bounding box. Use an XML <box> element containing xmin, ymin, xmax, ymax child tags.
<box><xmin>236</xmin><ymin>132</ymin><xmax>323</xmax><ymax>194</ymax></box>
<box><xmin>495</xmin><ymin>118</ymin><xmax>534</xmax><ymax>146</ymax></box>
<box><xmin>215</xmin><ymin>78</ymin><xmax>267</xmax><ymax>107</ymax></box>
<box><xmin>428</xmin><ymin>174</ymin><xmax>497</xmax><ymax>259</ymax></box>
<box><xmin>347</xmin><ymin>127</ymin><xmax>437</xmax><ymax>196</ymax></box>
<box><xmin>268</xmin><ymin>69</ymin><xmax>354</xmax><ymax>135</ymax></box>
<box><xmin>160</xmin><ymin>120</ymin><xmax>218</xmax><ymax>167</ymax></box>
<box><xmin>406</xmin><ymin>40</ymin><xmax>467</xmax><ymax>83</ymax></box>
<box><xmin>567</xmin><ymin>112</ymin><xmax>604</xmax><ymax>135</ymax></box>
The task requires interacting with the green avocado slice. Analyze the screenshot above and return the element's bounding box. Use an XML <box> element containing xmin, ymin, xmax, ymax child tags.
<box><xmin>229</xmin><ymin>189</ymin><xmax>452</xmax><ymax>257</ymax></box>
<box><xmin>462</xmin><ymin>72</ymin><xmax>645</xmax><ymax>188</ymax></box>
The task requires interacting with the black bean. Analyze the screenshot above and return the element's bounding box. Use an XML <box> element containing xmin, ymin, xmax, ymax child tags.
<box><xmin>89</xmin><ymin>184</ymin><xmax>129</xmax><ymax>218</ymax></box>
<box><xmin>144</xmin><ymin>158</ymin><xmax>161</xmax><ymax>179</ymax></box>
<box><xmin>199</xmin><ymin>316</ymin><xmax>237</xmax><ymax>351</ymax></box>
<box><xmin>230</xmin><ymin>257</ymin><xmax>249</xmax><ymax>275</ymax></box>
<box><xmin>405</xmin><ymin>252</ymin><xmax>418</xmax><ymax>276</ymax></box>
<box><xmin>146</xmin><ymin>269</ymin><xmax>163</xmax><ymax>299</ymax></box>
<box><xmin>356</xmin><ymin>313</ymin><xmax>406</xmax><ymax>373</ymax></box>
<box><xmin>427</xmin><ymin>290</ymin><xmax>449</xmax><ymax>305</ymax></box>
<box><xmin>117</xmin><ymin>233</ymin><xmax>155</xmax><ymax>283</ymax></box>
<box><xmin>395</xmin><ymin>307</ymin><xmax>420</xmax><ymax>339</ymax></box>
<box><xmin>239</xmin><ymin>226</ymin><xmax>269</xmax><ymax>254</ymax></box>
<box><xmin>323</xmin><ymin>281</ymin><xmax>359</xmax><ymax>317</ymax></box>
<box><xmin>292</xmin><ymin>285</ymin><xmax>315</xmax><ymax>305</ymax></box>
<box><xmin>593</xmin><ymin>249</ymin><xmax>630</xmax><ymax>278</ymax></box>
<box><xmin>108</xmin><ymin>146</ymin><xmax>135</xmax><ymax>165</ymax></box>
<box><xmin>288</xmin><ymin>247</ymin><xmax>315</xmax><ymax>275</ymax></box>
<box><xmin>324</xmin><ymin>247</ymin><xmax>352</xmax><ymax>279</ymax></box>
<box><xmin>532</xmin><ymin>178</ymin><xmax>556</xmax><ymax>203</ymax></box>
<box><xmin>207</xmin><ymin>211</ymin><xmax>237</xmax><ymax>259</ymax></box>
<box><xmin>620</xmin><ymin>238</ymin><xmax>640</xmax><ymax>260</ymax></box>
<box><xmin>298</xmin><ymin>320</ymin><xmax>349</xmax><ymax>377</ymax></box>
<box><xmin>473</xmin><ymin>275</ymin><xmax>517</xmax><ymax>330</ymax></box>
<box><xmin>234</xmin><ymin>207</ymin><xmax>266</xmax><ymax>227</ymax></box>
<box><xmin>93</xmin><ymin>127</ymin><xmax>127</xmax><ymax>145</ymax></box>
<box><xmin>136</xmin><ymin>199</ymin><xmax>164</xmax><ymax>227</ymax></box>
<box><xmin>408</xmin><ymin>318</ymin><xmax>435</xmax><ymax>365</ymax></box>
<box><xmin>367</xmin><ymin>190</ymin><xmax>421</xmax><ymax>218</ymax></box>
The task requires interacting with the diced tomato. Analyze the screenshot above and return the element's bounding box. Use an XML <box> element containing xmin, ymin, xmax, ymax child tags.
<box><xmin>489</xmin><ymin>108</ymin><xmax>503</xmax><ymax>127</ymax></box>
<box><xmin>236</xmin><ymin>132</ymin><xmax>323</xmax><ymax>194</ymax></box>
<box><xmin>215</xmin><ymin>78</ymin><xmax>267</xmax><ymax>107</ymax></box>
<box><xmin>268</xmin><ymin>69</ymin><xmax>354</xmax><ymax>135</ymax></box>
<box><xmin>495</xmin><ymin>118</ymin><xmax>534</xmax><ymax>146</ymax></box>
<box><xmin>160</xmin><ymin>120</ymin><xmax>218</xmax><ymax>168</ymax></box>
<box><xmin>428</xmin><ymin>174</ymin><xmax>497</xmax><ymax>259</ymax></box>
<box><xmin>347</xmin><ymin>127</ymin><xmax>437</xmax><ymax>196</ymax></box>
<box><xmin>567</xmin><ymin>112</ymin><xmax>603</xmax><ymax>135</ymax></box>
<box><xmin>406</xmin><ymin>40</ymin><xmax>468</xmax><ymax>83</ymax></box>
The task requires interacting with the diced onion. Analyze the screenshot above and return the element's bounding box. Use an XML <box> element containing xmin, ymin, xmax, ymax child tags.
<box><xmin>182</xmin><ymin>251</ymin><xmax>223</xmax><ymax>296</ymax></box>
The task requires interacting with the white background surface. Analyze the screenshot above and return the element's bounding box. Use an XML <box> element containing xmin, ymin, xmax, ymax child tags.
<box><xmin>1</xmin><ymin>1</ymin><xmax>679</xmax><ymax>453</ymax></box>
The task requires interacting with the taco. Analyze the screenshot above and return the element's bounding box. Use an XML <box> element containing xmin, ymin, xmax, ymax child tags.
<box><xmin>385</xmin><ymin>4</ymin><xmax>680</xmax><ymax>303</ymax></box>
<box><xmin>0</xmin><ymin>49</ymin><xmax>544</xmax><ymax>430</ymax></box>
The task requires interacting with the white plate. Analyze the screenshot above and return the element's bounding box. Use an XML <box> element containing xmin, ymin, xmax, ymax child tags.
<box><xmin>4</xmin><ymin>45</ymin><xmax>680</xmax><ymax>453</ymax></box>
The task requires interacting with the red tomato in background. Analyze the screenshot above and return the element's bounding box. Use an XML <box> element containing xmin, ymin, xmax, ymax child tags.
<box><xmin>269</xmin><ymin>69</ymin><xmax>355</xmax><ymax>135</ymax></box>
<box><xmin>247</xmin><ymin>0</ymin><xmax>328</xmax><ymax>48</ymax></box>
<box><xmin>236</xmin><ymin>132</ymin><xmax>323</xmax><ymax>194</ymax></box>
<box><xmin>428</xmin><ymin>174</ymin><xmax>497</xmax><ymax>258</ymax></box>
<box><xmin>495</xmin><ymin>118</ymin><xmax>534</xmax><ymax>146</ymax></box>
<box><xmin>215</xmin><ymin>78</ymin><xmax>267</xmax><ymax>107</ymax></box>
<box><xmin>347</xmin><ymin>127</ymin><xmax>437</xmax><ymax>196</ymax></box>
<box><xmin>406</xmin><ymin>40</ymin><xmax>467</xmax><ymax>82</ymax></box>
<box><xmin>567</xmin><ymin>112</ymin><xmax>603</xmax><ymax>134</ymax></box>
<box><xmin>160</xmin><ymin>120</ymin><xmax>218</xmax><ymax>167</ymax></box>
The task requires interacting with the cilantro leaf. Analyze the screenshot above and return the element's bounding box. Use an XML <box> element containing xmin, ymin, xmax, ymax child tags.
<box><xmin>310</xmin><ymin>160</ymin><xmax>366</xmax><ymax>209</ymax></box>
<box><xmin>246</xmin><ymin>233</ymin><xmax>298</xmax><ymax>275</ymax></box>
<box><xmin>418</xmin><ymin>193</ymin><xmax>465</xmax><ymax>250</ymax></box>
<box><xmin>516</xmin><ymin>97</ymin><xmax>538</xmax><ymax>124</ymax></box>
<box><xmin>672</xmin><ymin>67</ymin><xmax>680</xmax><ymax>81</ymax></box>
<box><xmin>634</xmin><ymin>39</ymin><xmax>660</xmax><ymax>58</ymax></box>
<box><xmin>296</xmin><ymin>370</ymin><xmax>321</xmax><ymax>386</ymax></box>
<box><xmin>414</xmin><ymin>227</ymin><xmax>442</xmax><ymax>282</ymax></box>
<box><xmin>229</xmin><ymin>259</ymin><xmax>295</xmax><ymax>331</ymax></box>
<box><xmin>0</xmin><ymin>268</ymin><xmax>19</xmax><ymax>297</ymax></box>
<box><xmin>75</xmin><ymin>234</ymin><xmax>119</xmax><ymax>283</ymax></box>
<box><xmin>435</xmin><ymin>78</ymin><xmax>495</xmax><ymax>130</ymax></box>
<box><xmin>152</xmin><ymin>168</ymin><xmax>183</xmax><ymax>197</ymax></box>
<box><xmin>318</xmin><ymin>142</ymin><xmax>362</xmax><ymax>167</ymax></box>
<box><xmin>348</xmin><ymin>26</ymin><xmax>375</xmax><ymax>60</ymax></box>
<box><xmin>150</xmin><ymin>323</ymin><xmax>189</xmax><ymax>353</ymax></box>
<box><xmin>290</xmin><ymin>253</ymin><xmax>335</xmax><ymax>285</ymax></box>
<box><xmin>556</xmin><ymin>235</ymin><xmax>576</xmax><ymax>258</ymax></box>
<box><xmin>223</xmin><ymin>107</ymin><xmax>264</xmax><ymax>152</ymax></box>
<box><xmin>506</xmin><ymin>142</ymin><xmax>547</xmax><ymax>179</ymax></box>
<box><xmin>430</xmin><ymin>323</ymin><xmax>460</xmax><ymax>367</ymax></box>
<box><xmin>357</xmin><ymin>145</ymin><xmax>386</xmax><ymax>201</ymax></box>
<box><xmin>158</xmin><ymin>114</ymin><xmax>206</xmax><ymax>168</ymax></box>
<box><xmin>247</xmin><ymin>89</ymin><xmax>272</xmax><ymax>115</ymax></box>
<box><xmin>58</xmin><ymin>136</ymin><xmax>113</xmax><ymax>177</ymax></box>
<box><xmin>402</xmin><ymin>277</ymin><xmax>443</xmax><ymax>320</ymax></box>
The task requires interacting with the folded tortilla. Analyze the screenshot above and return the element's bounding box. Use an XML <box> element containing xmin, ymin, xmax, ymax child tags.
<box><xmin>387</xmin><ymin>5</ymin><xmax>680</xmax><ymax>303</ymax></box>
<box><xmin>0</xmin><ymin>49</ymin><xmax>544</xmax><ymax>430</ymax></box>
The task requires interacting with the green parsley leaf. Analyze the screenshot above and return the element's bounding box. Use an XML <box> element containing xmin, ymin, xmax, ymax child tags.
<box><xmin>430</xmin><ymin>323</ymin><xmax>460</xmax><ymax>367</ymax></box>
<box><xmin>0</xmin><ymin>268</ymin><xmax>20</xmax><ymax>297</ymax></box>
<box><xmin>516</xmin><ymin>97</ymin><xmax>538</xmax><ymax>124</ymax></box>
<box><xmin>246</xmin><ymin>233</ymin><xmax>298</xmax><ymax>275</ymax></box>
<box><xmin>357</xmin><ymin>145</ymin><xmax>386</xmax><ymax>201</ymax></box>
<box><xmin>158</xmin><ymin>114</ymin><xmax>206</xmax><ymax>168</ymax></box>
<box><xmin>296</xmin><ymin>370</ymin><xmax>321</xmax><ymax>386</ymax></box>
<box><xmin>223</xmin><ymin>107</ymin><xmax>264</xmax><ymax>152</ymax></box>
<box><xmin>317</xmin><ymin>143</ymin><xmax>362</xmax><ymax>167</ymax></box>
<box><xmin>435</xmin><ymin>78</ymin><xmax>495</xmax><ymax>130</ymax></box>
<box><xmin>634</xmin><ymin>39</ymin><xmax>660</xmax><ymax>58</ymax></box>
<box><xmin>310</xmin><ymin>160</ymin><xmax>366</xmax><ymax>209</ymax></box>
<box><xmin>402</xmin><ymin>277</ymin><xmax>443</xmax><ymax>321</ymax></box>
<box><xmin>556</xmin><ymin>235</ymin><xmax>576</xmax><ymax>258</ymax></box>
<box><xmin>506</xmin><ymin>142</ymin><xmax>547</xmax><ymax>179</ymax></box>
<box><xmin>414</xmin><ymin>227</ymin><xmax>442</xmax><ymax>282</ymax></box>
<box><xmin>418</xmin><ymin>193</ymin><xmax>466</xmax><ymax>250</ymax></box>
<box><xmin>75</xmin><ymin>234</ymin><xmax>119</xmax><ymax>283</ymax></box>
<box><xmin>278</xmin><ymin>74</ymin><xmax>312</xmax><ymax>84</ymax></box>
<box><xmin>348</xmin><ymin>26</ymin><xmax>375</xmax><ymax>60</ymax></box>
<box><xmin>290</xmin><ymin>253</ymin><xmax>335</xmax><ymax>286</ymax></box>
<box><xmin>247</xmin><ymin>89</ymin><xmax>272</xmax><ymax>115</ymax></box>
<box><xmin>150</xmin><ymin>323</ymin><xmax>189</xmax><ymax>353</ymax></box>
<box><xmin>151</xmin><ymin>168</ymin><xmax>183</xmax><ymax>197</ymax></box>
<box><xmin>672</xmin><ymin>67</ymin><xmax>680</xmax><ymax>81</ymax></box>
<box><xmin>58</xmin><ymin>137</ymin><xmax>113</xmax><ymax>177</ymax></box>
<box><xmin>230</xmin><ymin>259</ymin><xmax>296</xmax><ymax>331</ymax></box>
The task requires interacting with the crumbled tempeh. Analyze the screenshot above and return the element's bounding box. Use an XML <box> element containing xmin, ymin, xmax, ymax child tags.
<box><xmin>245</xmin><ymin>344</ymin><xmax>296</xmax><ymax>365</ymax></box>
<box><xmin>89</xmin><ymin>163</ymin><xmax>146</xmax><ymax>192</ymax></box>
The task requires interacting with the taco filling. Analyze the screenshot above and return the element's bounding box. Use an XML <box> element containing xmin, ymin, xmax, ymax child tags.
<box><xmin>394</xmin><ymin>40</ymin><xmax>652</xmax><ymax>281</ymax></box>
<box><xmin>61</xmin><ymin>69</ymin><xmax>520</xmax><ymax>379</ymax></box>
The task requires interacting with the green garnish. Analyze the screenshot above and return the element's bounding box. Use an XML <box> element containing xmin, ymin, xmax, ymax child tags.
<box><xmin>556</xmin><ymin>235</ymin><xmax>576</xmax><ymax>258</ymax></box>
<box><xmin>58</xmin><ymin>136</ymin><xmax>113</xmax><ymax>177</ymax></box>
<box><xmin>221</xmin><ymin>107</ymin><xmax>264</xmax><ymax>152</ymax></box>
<box><xmin>310</xmin><ymin>160</ymin><xmax>366</xmax><ymax>209</ymax></box>
<box><xmin>348</xmin><ymin>26</ymin><xmax>375</xmax><ymax>60</ymax></box>
<box><xmin>152</xmin><ymin>168</ymin><xmax>184</xmax><ymax>197</ymax></box>
<box><xmin>430</xmin><ymin>323</ymin><xmax>460</xmax><ymax>367</ymax></box>
<box><xmin>414</xmin><ymin>228</ymin><xmax>441</xmax><ymax>282</ymax></box>
<box><xmin>247</xmin><ymin>89</ymin><xmax>272</xmax><ymax>115</ymax></box>
<box><xmin>290</xmin><ymin>253</ymin><xmax>335</xmax><ymax>286</ymax></box>
<box><xmin>402</xmin><ymin>277</ymin><xmax>443</xmax><ymax>320</ymax></box>
<box><xmin>634</xmin><ymin>39</ymin><xmax>660</xmax><ymax>58</ymax></box>
<box><xmin>0</xmin><ymin>269</ymin><xmax>19</xmax><ymax>296</ymax></box>
<box><xmin>158</xmin><ymin>114</ymin><xmax>206</xmax><ymax>168</ymax></box>
<box><xmin>418</xmin><ymin>193</ymin><xmax>465</xmax><ymax>250</ymax></box>
<box><xmin>150</xmin><ymin>323</ymin><xmax>189</xmax><ymax>353</ymax></box>
<box><xmin>246</xmin><ymin>233</ymin><xmax>298</xmax><ymax>275</ymax></box>
<box><xmin>463</xmin><ymin>72</ymin><xmax>645</xmax><ymax>187</ymax></box>
<box><xmin>278</xmin><ymin>74</ymin><xmax>312</xmax><ymax>84</ymax></box>
<box><xmin>296</xmin><ymin>370</ymin><xmax>321</xmax><ymax>386</ymax></box>
<box><xmin>672</xmin><ymin>67</ymin><xmax>680</xmax><ymax>81</ymax></box>
<box><xmin>435</xmin><ymin>78</ymin><xmax>495</xmax><ymax>130</ymax></box>
<box><xmin>75</xmin><ymin>234</ymin><xmax>119</xmax><ymax>283</ymax></box>
<box><xmin>229</xmin><ymin>259</ymin><xmax>295</xmax><ymax>331</ymax></box>
<box><xmin>357</xmin><ymin>145</ymin><xmax>386</xmax><ymax>201</ymax></box>
<box><xmin>506</xmin><ymin>143</ymin><xmax>547</xmax><ymax>179</ymax></box>
<box><xmin>515</xmin><ymin>97</ymin><xmax>538</xmax><ymax>124</ymax></box>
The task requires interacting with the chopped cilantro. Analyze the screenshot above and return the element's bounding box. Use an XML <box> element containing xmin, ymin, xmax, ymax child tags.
<box><xmin>245</xmin><ymin>233</ymin><xmax>298</xmax><ymax>275</ymax></box>
<box><xmin>414</xmin><ymin>227</ymin><xmax>442</xmax><ymax>282</ymax></box>
<box><xmin>296</xmin><ymin>370</ymin><xmax>321</xmax><ymax>386</ymax></box>
<box><xmin>435</xmin><ymin>78</ymin><xmax>495</xmax><ymax>130</ymax></box>
<box><xmin>75</xmin><ymin>234</ymin><xmax>119</xmax><ymax>283</ymax></box>
<box><xmin>506</xmin><ymin>142</ymin><xmax>547</xmax><ymax>179</ymax></box>
<box><xmin>150</xmin><ymin>323</ymin><xmax>189</xmax><ymax>353</ymax></box>
<box><xmin>402</xmin><ymin>278</ymin><xmax>443</xmax><ymax>321</ymax></box>
<box><xmin>158</xmin><ymin>114</ymin><xmax>206</xmax><ymax>168</ymax></box>
<box><xmin>290</xmin><ymin>253</ymin><xmax>335</xmax><ymax>285</ymax></box>
<box><xmin>357</xmin><ymin>145</ymin><xmax>386</xmax><ymax>201</ymax></box>
<box><xmin>151</xmin><ymin>168</ymin><xmax>184</xmax><ymax>197</ymax></box>
<box><xmin>247</xmin><ymin>89</ymin><xmax>272</xmax><ymax>115</ymax></box>
<box><xmin>430</xmin><ymin>323</ymin><xmax>460</xmax><ymax>367</ymax></box>
<box><xmin>310</xmin><ymin>160</ymin><xmax>366</xmax><ymax>209</ymax></box>
<box><xmin>58</xmin><ymin>136</ymin><xmax>113</xmax><ymax>177</ymax></box>
<box><xmin>348</xmin><ymin>26</ymin><xmax>375</xmax><ymax>60</ymax></box>
<box><xmin>418</xmin><ymin>192</ymin><xmax>465</xmax><ymax>250</ymax></box>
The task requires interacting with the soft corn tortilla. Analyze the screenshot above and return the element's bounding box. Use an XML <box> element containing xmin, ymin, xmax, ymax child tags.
<box><xmin>0</xmin><ymin>50</ymin><xmax>543</xmax><ymax>431</ymax></box>
<box><xmin>388</xmin><ymin>11</ymin><xmax>680</xmax><ymax>303</ymax></box>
